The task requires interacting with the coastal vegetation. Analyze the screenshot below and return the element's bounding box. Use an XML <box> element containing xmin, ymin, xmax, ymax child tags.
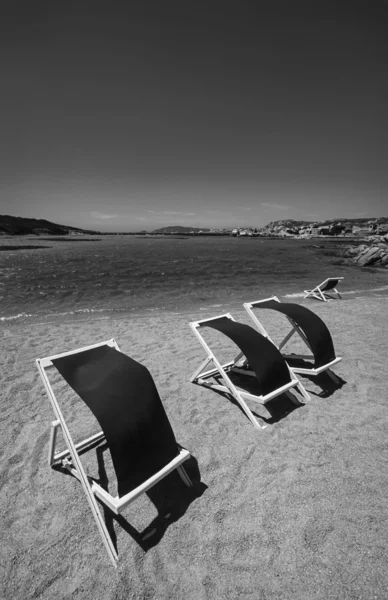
<box><xmin>0</xmin><ymin>214</ymin><xmax>100</xmax><ymax>236</ymax></box>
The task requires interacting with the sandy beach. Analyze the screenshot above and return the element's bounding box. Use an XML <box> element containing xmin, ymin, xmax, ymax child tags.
<box><xmin>1</xmin><ymin>295</ymin><xmax>388</xmax><ymax>599</ymax></box>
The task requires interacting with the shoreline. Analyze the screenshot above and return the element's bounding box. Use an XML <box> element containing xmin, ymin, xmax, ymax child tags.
<box><xmin>2</xmin><ymin>235</ymin><xmax>388</xmax><ymax>328</ymax></box>
<box><xmin>2</xmin><ymin>282</ymin><xmax>388</xmax><ymax>330</ymax></box>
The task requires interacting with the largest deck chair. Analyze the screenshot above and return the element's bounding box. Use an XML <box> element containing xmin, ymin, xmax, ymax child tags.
<box><xmin>36</xmin><ymin>338</ymin><xmax>192</xmax><ymax>567</ymax></box>
<box><xmin>244</xmin><ymin>297</ymin><xmax>342</xmax><ymax>382</ymax></box>
<box><xmin>189</xmin><ymin>314</ymin><xmax>310</xmax><ymax>430</ymax></box>
<box><xmin>303</xmin><ymin>277</ymin><xmax>343</xmax><ymax>301</ymax></box>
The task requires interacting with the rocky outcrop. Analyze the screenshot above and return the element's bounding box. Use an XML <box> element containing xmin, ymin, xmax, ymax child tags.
<box><xmin>260</xmin><ymin>217</ymin><xmax>388</xmax><ymax>238</ymax></box>
<box><xmin>367</xmin><ymin>233</ymin><xmax>388</xmax><ymax>244</ymax></box>
<box><xmin>343</xmin><ymin>241</ymin><xmax>388</xmax><ymax>268</ymax></box>
<box><xmin>261</xmin><ymin>220</ymin><xmax>311</xmax><ymax>236</ymax></box>
<box><xmin>152</xmin><ymin>226</ymin><xmax>210</xmax><ymax>234</ymax></box>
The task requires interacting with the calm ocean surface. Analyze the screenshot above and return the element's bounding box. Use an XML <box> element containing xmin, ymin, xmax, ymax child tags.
<box><xmin>1</xmin><ymin>235</ymin><xmax>388</xmax><ymax>324</ymax></box>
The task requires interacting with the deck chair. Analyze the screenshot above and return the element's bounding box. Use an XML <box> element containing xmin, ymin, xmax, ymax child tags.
<box><xmin>36</xmin><ymin>338</ymin><xmax>192</xmax><ymax>567</ymax></box>
<box><xmin>244</xmin><ymin>296</ymin><xmax>342</xmax><ymax>382</ymax></box>
<box><xmin>189</xmin><ymin>313</ymin><xmax>310</xmax><ymax>430</ymax></box>
<box><xmin>303</xmin><ymin>277</ymin><xmax>343</xmax><ymax>301</ymax></box>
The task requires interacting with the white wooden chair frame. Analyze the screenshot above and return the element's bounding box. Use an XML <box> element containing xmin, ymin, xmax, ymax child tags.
<box><xmin>36</xmin><ymin>338</ymin><xmax>192</xmax><ymax>567</ymax></box>
<box><xmin>189</xmin><ymin>313</ymin><xmax>310</xmax><ymax>431</ymax></box>
<box><xmin>303</xmin><ymin>277</ymin><xmax>344</xmax><ymax>302</ymax></box>
<box><xmin>244</xmin><ymin>296</ymin><xmax>342</xmax><ymax>382</ymax></box>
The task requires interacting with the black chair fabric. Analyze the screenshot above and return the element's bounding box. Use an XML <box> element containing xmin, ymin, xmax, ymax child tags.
<box><xmin>320</xmin><ymin>279</ymin><xmax>339</xmax><ymax>292</ymax></box>
<box><xmin>256</xmin><ymin>300</ymin><xmax>336</xmax><ymax>368</ymax></box>
<box><xmin>53</xmin><ymin>345</ymin><xmax>179</xmax><ymax>497</ymax></box>
<box><xmin>201</xmin><ymin>317</ymin><xmax>291</xmax><ymax>396</ymax></box>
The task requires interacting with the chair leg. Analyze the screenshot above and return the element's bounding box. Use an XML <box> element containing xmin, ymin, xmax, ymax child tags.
<box><xmin>297</xmin><ymin>382</ymin><xmax>311</xmax><ymax>402</ymax></box>
<box><xmin>233</xmin><ymin>393</ymin><xmax>268</xmax><ymax>430</ymax></box>
<box><xmin>290</xmin><ymin>376</ymin><xmax>311</xmax><ymax>403</ymax></box>
<box><xmin>319</xmin><ymin>289</ymin><xmax>328</xmax><ymax>301</ymax></box>
<box><xmin>285</xmin><ymin>390</ymin><xmax>301</xmax><ymax>406</ymax></box>
<box><xmin>190</xmin><ymin>356</ymin><xmax>212</xmax><ymax>383</ymax></box>
<box><xmin>85</xmin><ymin>486</ymin><xmax>119</xmax><ymax>566</ymax></box>
<box><xmin>177</xmin><ymin>465</ymin><xmax>193</xmax><ymax>487</ymax></box>
<box><xmin>48</xmin><ymin>420</ymin><xmax>60</xmax><ymax>466</ymax></box>
<box><xmin>326</xmin><ymin>369</ymin><xmax>340</xmax><ymax>383</ymax></box>
<box><xmin>48</xmin><ymin>422</ymin><xmax>118</xmax><ymax>566</ymax></box>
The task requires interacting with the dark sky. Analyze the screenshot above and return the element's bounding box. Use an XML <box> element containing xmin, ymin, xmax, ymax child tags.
<box><xmin>1</xmin><ymin>1</ymin><xmax>387</xmax><ymax>230</ymax></box>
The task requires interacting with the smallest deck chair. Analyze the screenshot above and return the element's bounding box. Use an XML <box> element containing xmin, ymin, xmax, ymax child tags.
<box><xmin>303</xmin><ymin>277</ymin><xmax>343</xmax><ymax>301</ymax></box>
<box><xmin>189</xmin><ymin>313</ymin><xmax>310</xmax><ymax>431</ymax></box>
<box><xmin>36</xmin><ymin>339</ymin><xmax>192</xmax><ymax>567</ymax></box>
<box><xmin>244</xmin><ymin>297</ymin><xmax>342</xmax><ymax>382</ymax></box>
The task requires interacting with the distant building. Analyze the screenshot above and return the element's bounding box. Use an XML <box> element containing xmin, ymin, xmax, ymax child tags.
<box><xmin>352</xmin><ymin>226</ymin><xmax>370</xmax><ymax>236</ymax></box>
<box><xmin>329</xmin><ymin>224</ymin><xmax>344</xmax><ymax>235</ymax></box>
<box><xmin>318</xmin><ymin>226</ymin><xmax>331</xmax><ymax>235</ymax></box>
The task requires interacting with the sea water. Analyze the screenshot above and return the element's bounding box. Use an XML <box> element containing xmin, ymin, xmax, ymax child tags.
<box><xmin>1</xmin><ymin>235</ymin><xmax>387</xmax><ymax>324</ymax></box>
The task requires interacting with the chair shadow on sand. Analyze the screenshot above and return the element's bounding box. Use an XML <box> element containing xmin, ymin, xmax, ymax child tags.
<box><xmin>96</xmin><ymin>445</ymin><xmax>206</xmax><ymax>552</ymax></box>
<box><xmin>198</xmin><ymin>371</ymin><xmax>306</xmax><ymax>426</ymax></box>
<box><xmin>285</xmin><ymin>357</ymin><xmax>347</xmax><ymax>399</ymax></box>
<box><xmin>54</xmin><ymin>444</ymin><xmax>206</xmax><ymax>554</ymax></box>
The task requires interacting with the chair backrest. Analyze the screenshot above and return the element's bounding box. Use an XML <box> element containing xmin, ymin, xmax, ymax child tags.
<box><xmin>320</xmin><ymin>278</ymin><xmax>340</xmax><ymax>292</ymax></box>
<box><xmin>201</xmin><ymin>317</ymin><xmax>292</xmax><ymax>396</ymax></box>
<box><xmin>53</xmin><ymin>344</ymin><xmax>179</xmax><ymax>497</ymax></box>
<box><xmin>256</xmin><ymin>300</ymin><xmax>336</xmax><ymax>368</ymax></box>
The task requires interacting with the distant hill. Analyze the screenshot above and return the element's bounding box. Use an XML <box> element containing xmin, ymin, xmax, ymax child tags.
<box><xmin>151</xmin><ymin>225</ymin><xmax>211</xmax><ymax>234</ymax></box>
<box><xmin>262</xmin><ymin>219</ymin><xmax>313</xmax><ymax>229</ymax></box>
<box><xmin>0</xmin><ymin>215</ymin><xmax>100</xmax><ymax>236</ymax></box>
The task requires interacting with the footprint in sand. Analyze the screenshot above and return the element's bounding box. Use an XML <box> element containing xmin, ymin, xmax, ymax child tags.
<box><xmin>303</xmin><ymin>518</ymin><xmax>334</xmax><ymax>553</ymax></box>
